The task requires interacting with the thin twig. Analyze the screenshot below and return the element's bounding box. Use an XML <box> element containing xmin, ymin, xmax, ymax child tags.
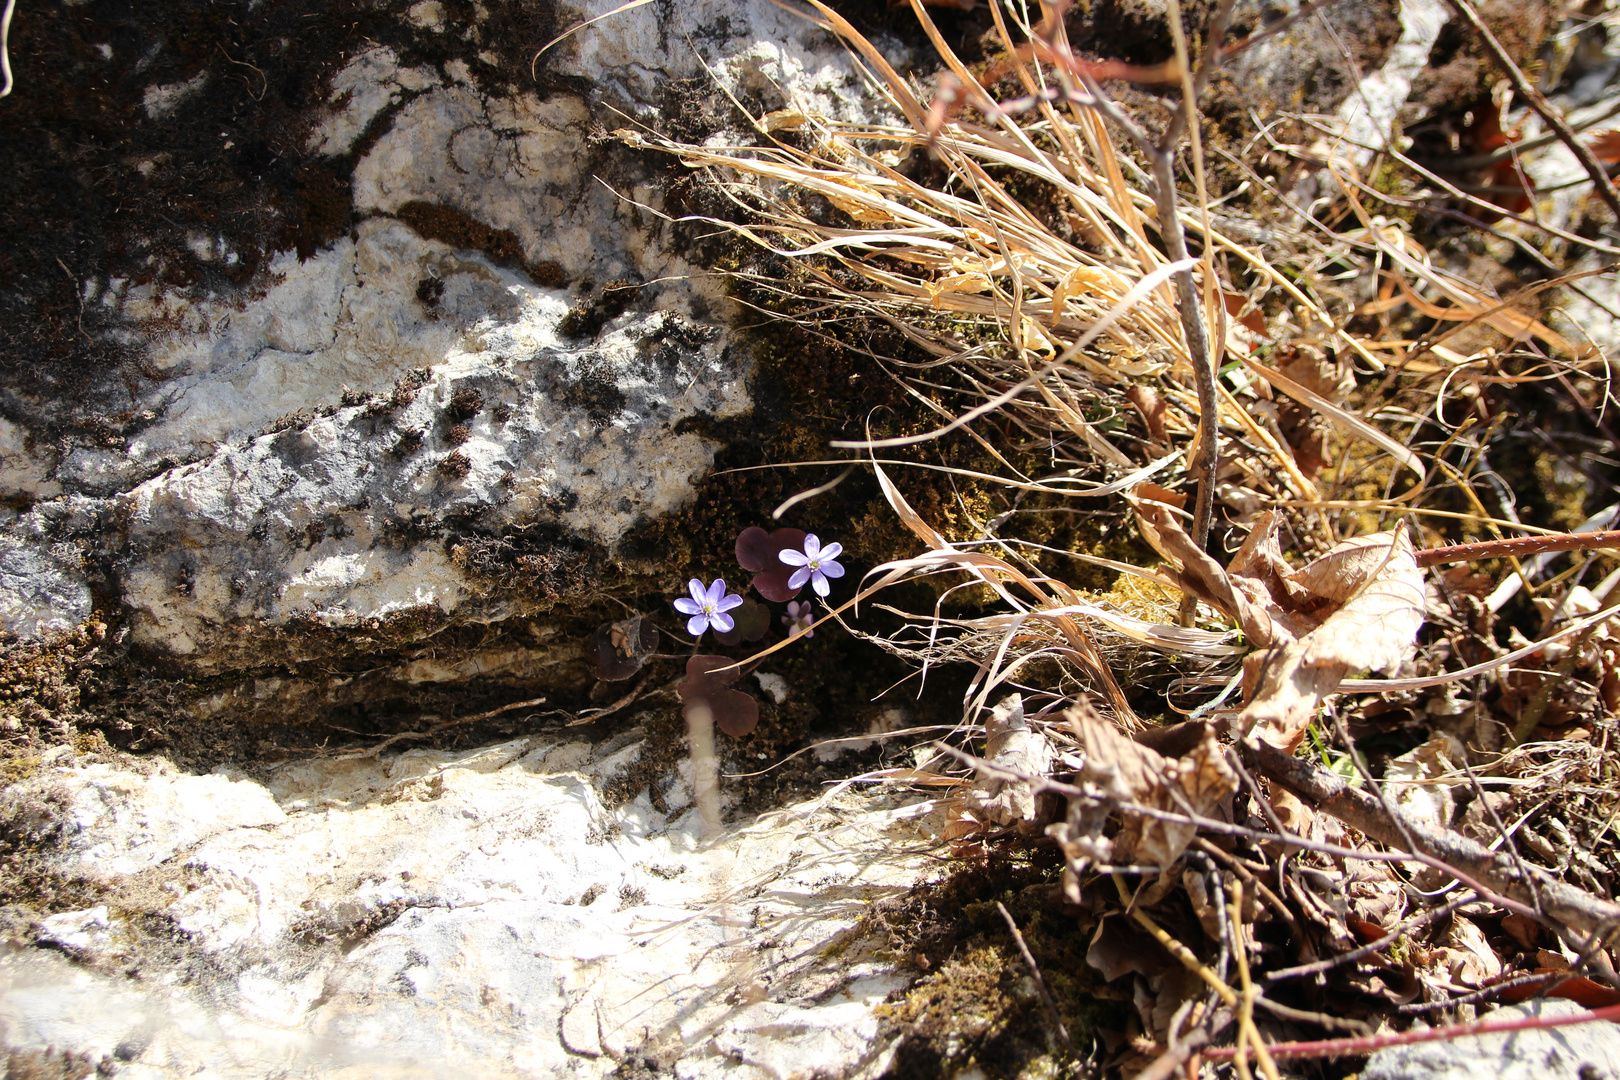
<box><xmin>995</xmin><ymin>902</ymin><xmax>1075</xmax><ymax>1056</ymax></box>
<box><xmin>1247</xmin><ymin>738</ymin><xmax>1620</xmax><ymax>944</ymax></box>
<box><xmin>1417</xmin><ymin>529</ymin><xmax>1620</xmax><ymax>567</ymax></box>
<box><xmin>1229</xmin><ymin>879</ymin><xmax>1284</xmax><ymax>1080</ymax></box>
<box><xmin>1065</xmin><ymin>0</ymin><xmax>1232</xmax><ymax>558</ymax></box>
<box><xmin>1395</xmin><ymin>970</ymin><xmax>1566</xmax><ymax>1014</ymax></box>
<box><xmin>1204</xmin><ymin>1001</ymin><xmax>1620</xmax><ymax>1062</ymax></box>
<box><xmin>1445</xmin><ymin>0</ymin><xmax>1620</xmax><ymax>222</ymax></box>
<box><xmin>334</xmin><ymin>695</ymin><xmax>549</xmax><ymax>760</ymax></box>
<box><xmin>1113</xmin><ymin>872</ymin><xmax>1239</xmax><ymax>1007</ymax></box>
<box><xmin>1264</xmin><ymin>892</ymin><xmax>1476</xmax><ymax>983</ymax></box>
<box><xmin>1415</xmin><ymin>95</ymin><xmax>1620</xmax><ymax>171</ymax></box>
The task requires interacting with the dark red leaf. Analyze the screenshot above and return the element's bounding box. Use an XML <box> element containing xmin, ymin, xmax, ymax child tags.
<box><xmin>680</xmin><ymin>654</ymin><xmax>740</xmax><ymax>697</ymax></box>
<box><xmin>594</xmin><ymin>616</ymin><xmax>659</xmax><ymax>681</ymax></box>
<box><xmin>713</xmin><ymin>597</ymin><xmax>771</xmax><ymax>645</ymax></box>
<box><xmin>748</xmin><ymin>528</ymin><xmax>808</xmax><ymax>602</ymax></box>
<box><xmin>736</xmin><ymin>527</ymin><xmax>771</xmax><ymax>572</ymax></box>
<box><xmin>678</xmin><ymin>655</ymin><xmax>759</xmax><ymax>737</ymax></box>
<box><xmin>709</xmin><ymin>689</ymin><xmax>760</xmax><ymax>737</ymax></box>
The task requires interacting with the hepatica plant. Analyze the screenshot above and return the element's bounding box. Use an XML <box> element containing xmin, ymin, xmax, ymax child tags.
<box><xmin>592</xmin><ymin>526</ymin><xmax>848</xmax><ymax>739</ymax></box>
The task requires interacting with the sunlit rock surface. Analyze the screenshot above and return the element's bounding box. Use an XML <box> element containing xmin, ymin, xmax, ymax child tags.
<box><xmin>3</xmin><ymin>735</ymin><xmax>935</xmax><ymax>1078</ymax></box>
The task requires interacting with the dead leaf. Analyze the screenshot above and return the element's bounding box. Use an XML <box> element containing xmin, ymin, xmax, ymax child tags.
<box><xmin>1137</xmin><ymin>503</ymin><xmax>1279</xmax><ymax>647</ymax></box>
<box><xmin>1276</xmin><ymin>345</ymin><xmax>1353</xmax><ymax>403</ymax></box>
<box><xmin>760</xmin><ymin>108</ymin><xmax>810</xmax><ymax>132</ymax></box>
<box><xmin>1125</xmin><ymin>383</ymin><xmax>1169</xmax><ymax>444</ymax></box>
<box><xmin>1501</xmin><ymin>912</ymin><xmax>1541</xmax><ymax>950</ymax></box>
<box><xmin>965</xmin><ymin>693</ymin><xmax>1054</xmax><ymax>828</ymax></box>
<box><xmin>1131</xmin><ymin>481</ymin><xmax>1185</xmax><ymax>509</ymax></box>
<box><xmin>1591</xmin><ymin>129</ymin><xmax>1620</xmax><ymax>164</ymax></box>
<box><xmin>1244</xmin><ymin>530</ymin><xmax>1425</xmax><ymax>750</ymax></box>
<box><xmin>1385</xmin><ymin>734</ymin><xmax>1466</xmax><ymax>848</ymax></box>
<box><xmin>1447</xmin><ymin>917</ymin><xmax>1503</xmax><ymax>986</ymax></box>
<box><xmin>1069</xmin><ymin>701</ymin><xmax>1236</xmax><ymax>870</ymax></box>
<box><xmin>1261</xmin><ymin>786</ymin><xmax>1315</xmax><ymax>859</ymax></box>
<box><xmin>1496</xmin><ymin>970</ymin><xmax>1620</xmax><ymax>1007</ymax></box>
<box><xmin>1223</xmin><ymin>290</ymin><xmax>1267</xmax><ymax>336</ymax></box>
<box><xmin>1138</xmin><ymin>508</ymin><xmax>1425</xmax><ymax>749</ymax></box>
<box><xmin>1182</xmin><ymin>867</ymin><xmax>1224</xmax><ymax>941</ymax></box>
<box><xmin>1086</xmin><ymin>914</ymin><xmax>1170</xmax><ymax>982</ymax></box>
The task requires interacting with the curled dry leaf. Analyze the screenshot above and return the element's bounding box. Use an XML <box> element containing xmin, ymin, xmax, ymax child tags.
<box><xmin>1138</xmin><ymin>505</ymin><xmax>1426</xmax><ymax>751</ymax></box>
<box><xmin>964</xmin><ymin>693</ymin><xmax>1054</xmax><ymax>830</ymax></box>
<box><xmin>1253</xmin><ymin>531</ymin><xmax>1425</xmax><ymax>749</ymax></box>
<box><xmin>1086</xmin><ymin>914</ymin><xmax>1171</xmax><ymax>983</ymax></box>
<box><xmin>1065</xmin><ymin>701</ymin><xmax>1235</xmax><ymax>871</ymax></box>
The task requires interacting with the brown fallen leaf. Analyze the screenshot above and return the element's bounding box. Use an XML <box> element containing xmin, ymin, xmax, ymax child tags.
<box><xmin>1242</xmin><ymin>548</ymin><xmax>1425</xmax><ymax>748</ymax></box>
<box><xmin>1086</xmin><ymin>913</ymin><xmax>1172</xmax><ymax>982</ymax></box>
<box><xmin>1067</xmin><ymin>702</ymin><xmax>1236</xmax><ymax>870</ymax></box>
<box><xmin>1137</xmin><ymin>503</ymin><xmax>1280</xmax><ymax>647</ymax></box>
<box><xmin>1590</xmin><ymin>129</ymin><xmax>1620</xmax><ymax>164</ymax></box>
<box><xmin>965</xmin><ymin>693</ymin><xmax>1054</xmax><ymax>829</ymax></box>
<box><xmin>1126</xmin><ymin>383</ymin><xmax>1170</xmax><ymax>445</ymax></box>
<box><xmin>1141</xmin><ymin>505</ymin><xmax>1425</xmax><ymax>750</ymax></box>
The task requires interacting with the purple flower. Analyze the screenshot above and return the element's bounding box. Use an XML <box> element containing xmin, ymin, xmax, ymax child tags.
<box><xmin>672</xmin><ymin>578</ymin><xmax>745</xmax><ymax>638</ymax></box>
<box><xmin>778</xmin><ymin>534</ymin><xmax>845</xmax><ymax>597</ymax></box>
<box><xmin>784</xmin><ymin>600</ymin><xmax>814</xmax><ymax>639</ymax></box>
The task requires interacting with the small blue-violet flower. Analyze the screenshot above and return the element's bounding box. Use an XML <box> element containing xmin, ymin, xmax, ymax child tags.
<box><xmin>673</xmin><ymin>578</ymin><xmax>745</xmax><ymax>638</ymax></box>
<box><xmin>784</xmin><ymin>600</ymin><xmax>814</xmax><ymax>639</ymax></box>
<box><xmin>778</xmin><ymin>534</ymin><xmax>844</xmax><ymax>597</ymax></box>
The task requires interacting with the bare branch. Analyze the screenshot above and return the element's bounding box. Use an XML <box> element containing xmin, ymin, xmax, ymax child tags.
<box><xmin>1247</xmin><ymin>738</ymin><xmax>1620</xmax><ymax>944</ymax></box>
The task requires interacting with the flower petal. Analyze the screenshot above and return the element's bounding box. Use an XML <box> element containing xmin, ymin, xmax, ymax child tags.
<box><xmin>715</xmin><ymin>592</ymin><xmax>744</xmax><ymax>612</ymax></box>
<box><xmin>686</xmin><ymin>614</ymin><xmax>710</xmax><ymax>637</ymax></box>
<box><xmin>778</xmin><ymin>549</ymin><xmax>809</xmax><ymax>566</ymax></box>
<box><xmin>673</xmin><ymin>597</ymin><xmax>703</xmax><ymax>615</ymax></box>
<box><xmin>819</xmin><ymin>559</ymin><xmax>845</xmax><ymax>579</ymax></box>
<box><xmin>704</xmin><ymin>578</ymin><xmax>728</xmax><ymax>606</ymax></box>
<box><xmin>787</xmin><ymin>566</ymin><xmax>811</xmax><ymax>590</ymax></box>
<box><xmin>709</xmin><ymin>611</ymin><xmax>735</xmax><ymax>633</ymax></box>
<box><xmin>688</xmin><ymin>579</ymin><xmax>708</xmax><ymax>605</ymax></box>
<box><xmin>811</xmin><ymin>571</ymin><xmax>830</xmax><ymax>597</ymax></box>
<box><xmin>802</xmin><ymin>534</ymin><xmax>822</xmax><ymax>560</ymax></box>
<box><xmin>818</xmin><ymin>542</ymin><xmax>843</xmax><ymax>561</ymax></box>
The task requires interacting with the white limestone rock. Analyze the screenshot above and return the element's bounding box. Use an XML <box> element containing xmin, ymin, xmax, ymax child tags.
<box><xmin>0</xmin><ymin>0</ymin><xmax>901</xmax><ymax>663</ymax></box>
<box><xmin>0</xmin><ymin>735</ymin><xmax>941</xmax><ymax>1078</ymax></box>
<box><xmin>1361</xmin><ymin>998</ymin><xmax>1620</xmax><ymax>1080</ymax></box>
<box><xmin>114</xmin><ymin>218</ymin><xmax>746</xmax><ymax>664</ymax></box>
<box><xmin>0</xmin><ymin>530</ymin><xmax>91</xmax><ymax>639</ymax></box>
<box><xmin>26</xmin><ymin>762</ymin><xmax>286</xmax><ymax>876</ymax></box>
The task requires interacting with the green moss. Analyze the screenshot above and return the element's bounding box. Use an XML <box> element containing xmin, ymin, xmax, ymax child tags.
<box><xmin>870</xmin><ymin>846</ymin><xmax>1124</xmax><ymax>1079</ymax></box>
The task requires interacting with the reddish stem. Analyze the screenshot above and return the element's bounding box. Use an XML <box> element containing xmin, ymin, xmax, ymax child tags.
<box><xmin>1202</xmin><ymin>1002</ymin><xmax>1620</xmax><ymax>1062</ymax></box>
<box><xmin>1415</xmin><ymin>529</ymin><xmax>1620</xmax><ymax>568</ymax></box>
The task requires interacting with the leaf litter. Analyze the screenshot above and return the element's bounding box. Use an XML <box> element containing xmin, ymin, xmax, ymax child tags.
<box><xmin>626</xmin><ymin>0</ymin><xmax>1620</xmax><ymax>1073</ymax></box>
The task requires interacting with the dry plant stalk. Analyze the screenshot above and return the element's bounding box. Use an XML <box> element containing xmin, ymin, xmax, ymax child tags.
<box><xmin>1138</xmin><ymin>505</ymin><xmax>1426</xmax><ymax>751</ymax></box>
<box><xmin>628</xmin><ymin>0</ymin><xmax>1620</xmax><ymax>1064</ymax></box>
<box><xmin>624</xmin><ymin>0</ymin><xmax>1302</xmax><ymax>721</ymax></box>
